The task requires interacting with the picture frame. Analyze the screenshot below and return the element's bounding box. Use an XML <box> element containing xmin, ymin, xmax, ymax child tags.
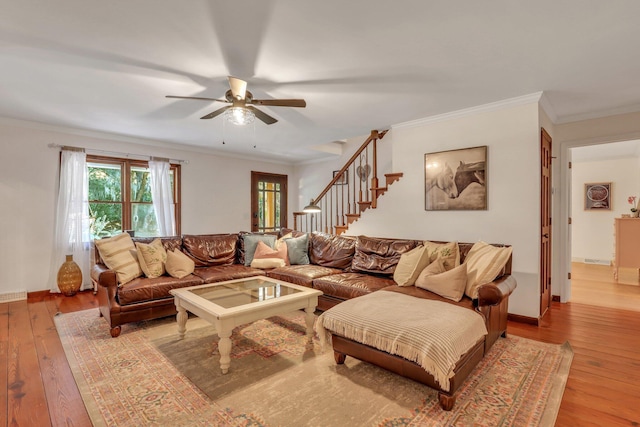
<box><xmin>584</xmin><ymin>182</ymin><xmax>611</xmax><ymax>210</ymax></box>
<box><xmin>424</xmin><ymin>146</ymin><xmax>487</xmax><ymax>211</ymax></box>
<box><xmin>333</xmin><ymin>170</ymin><xmax>348</xmax><ymax>185</ymax></box>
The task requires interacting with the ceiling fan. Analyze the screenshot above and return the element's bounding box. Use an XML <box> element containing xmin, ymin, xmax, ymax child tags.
<box><xmin>166</xmin><ymin>76</ymin><xmax>306</xmax><ymax>125</ymax></box>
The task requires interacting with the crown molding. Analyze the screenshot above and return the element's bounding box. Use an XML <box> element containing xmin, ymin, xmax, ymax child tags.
<box><xmin>538</xmin><ymin>92</ymin><xmax>558</xmax><ymax>123</ymax></box>
<box><xmin>392</xmin><ymin>92</ymin><xmax>544</xmax><ymax>130</ymax></box>
<box><xmin>554</xmin><ymin>103</ymin><xmax>640</xmax><ymax>125</ymax></box>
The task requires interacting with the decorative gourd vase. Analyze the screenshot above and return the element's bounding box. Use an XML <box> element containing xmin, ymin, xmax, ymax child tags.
<box><xmin>633</xmin><ymin>210</ymin><xmax>640</xmax><ymax>218</ymax></box>
<box><xmin>57</xmin><ymin>254</ymin><xmax>82</xmax><ymax>296</ymax></box>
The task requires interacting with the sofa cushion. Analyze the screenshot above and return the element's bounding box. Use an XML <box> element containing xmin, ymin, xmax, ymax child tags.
<box><xmin>380</xmin><ymin>285</ymin><xmax>475</xmax><ymax>311</ymax></box>
<box><xmin>309</xmin><ymin>232</ymin><xmax>356</xmax><ymax>269</ymax></box>
<box><xmin>182</xmin><ymin>234</ymin><xmax>238</xmax><ymax>267</ymax></box>
<box><xmin>165</xmin><ymin>249</ymin><xmax>196</xmax><ymax>279</ymax></box>
<box><xmin>352</xmin><ymin>235</ymin><xmax>419</xmax><ymax>275</ymax></box>
<box><xmin>94</xmin><ymin>232</ymin><xmax>143</xmax><ymax>285</ymax></box>
<box><xmin>192</xmin><ymin>265</ymin><xmax>263</xmax><ymax>284</ymax></box>
<box><xmin>393</xmin><ymin>245</ymin><xmax>431</xmax><ymax>287</ymax></box>
<box><xmin>415</xmin><ymin>260</ymin><xmax>467</xmax><ymax>302</ymax></box>
<box><xmin>267</xmin><ymin>264</ymin><xmax>343</xmax><ymax>288</ymax></box>
<box><xmin>284</xmin><ymin>233</ymin><xmax>310</xmax><ymax>265</ymax></box>
<box><xmin>312</xmin><ymin>272</ymin><xmax>395</xmax><ymax>300</ymax></box>
<box><xmin>117</xmin><ymin>274</ymin><xmax>203</xmax><ymax>305</ymax></box>
<box><xmin>464</xmin><ymin>241</ymin><xmax>513</xmax><ymax>299</ymax></box>
<box><xmin>135</xmin><ymin>238</ymin><xmax>167</xmax><ymax>278</ymax></box>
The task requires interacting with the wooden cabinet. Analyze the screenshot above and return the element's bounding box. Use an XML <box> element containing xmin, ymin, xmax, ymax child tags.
<box><xmin>614</xmin><ymin>218</ymin><xmax>640</xmax><ymax>280</ymax></box>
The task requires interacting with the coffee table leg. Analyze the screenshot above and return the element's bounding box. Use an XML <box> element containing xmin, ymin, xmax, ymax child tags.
<box><xmin>304</xmin><ymin>306</ymin><xmax>315</xmax><ymax>338</ymax></box>
<box><xmin>176</xmin><ymin>304</ymin><xmax>187</xmax><ymax>339</ymax></box>
<box><xmin>218</xmin><ymin>329</ymin><xmax>232</xmax><ymax>374</ymax></box>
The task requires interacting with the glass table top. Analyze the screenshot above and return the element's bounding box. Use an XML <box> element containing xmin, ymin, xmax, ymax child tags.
<box><xmin>188</xmin><ymin>277</ymin><xmax>302</xmax><ymax>309</ymax></box>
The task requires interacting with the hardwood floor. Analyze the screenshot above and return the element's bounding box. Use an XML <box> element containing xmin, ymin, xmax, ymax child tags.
<box><xmin>571</xmin><ymin>262</ymin><xmax>640</xmax><ymax>312</ymax></box>
<box><xmin>2</xmin><ymin>290</ymin><xmax>640</xmax><ymax>426</ymax></box>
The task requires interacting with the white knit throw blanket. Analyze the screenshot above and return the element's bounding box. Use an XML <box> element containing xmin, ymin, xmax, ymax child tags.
<box><xmin>316</xmin><ymin>291</ymin><xmax>488</xmax><ymax>391</ymax></box>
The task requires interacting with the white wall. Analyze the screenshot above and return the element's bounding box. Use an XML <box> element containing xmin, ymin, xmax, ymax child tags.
<box><xmin>0</xmin><ymin>120</ymin><xmax>295</xmax><ymax>294</ymax></box>
<box><xmin>571</xmin><ymin>158</ymin><xmax>640</xmax><ymax>263</ymax></box>
<box><xmin>296</xmin><ymin>101</ymin><xmax>543</xmax><ymax>318</ymax></box>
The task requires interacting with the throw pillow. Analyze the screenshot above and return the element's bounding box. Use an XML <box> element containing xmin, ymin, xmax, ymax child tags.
<box><xmin>424</xmin><ymin>241</ymin><xmax>460</xmax><ymax>271</ymax></box>
<box><xmin>393</xmin><ymin>245</ymin><xmax>431</xmax><ymax>287</ymax></box>
<box><xmin>284</xmin><ymin>233</ymin><xmax>310</xmax><ymax>265</ymax></box>
<box><xmin>251</xmin><ymin>241</ymin><xmax>288</xmax><ymax>269</ymax></box>
<box><xmin>275</xmin><ymin>233</ymin><xmax>292</xmax><ymax>265</ymax></box>
<box><xmin>165</xmin><ymin>249</ymin><xmax>195</xmax><ymax>279</ymax></box>
<box><xmin>135</xmin><ymin>238</ymin><xmax>167</xmax><ymax>278</ymax></box>
<box><xmin>250</xmin><ymin>258</ymin><xmax>286</xmax><ymax>269</ymax></box>
<box><xmin>416</xmin><ymin>262</ymin><xmax>468</xmax><ymax>302</ymax></box>
<box><xmin>242</xmin><ymin>234</ymin><xmax>277</xmax><ymax>266</ymax></box>
<box><xmin>94</xmin><ymin>232</ymin><xmax>142</xmax><ymax>285</ymax></box>
<box><xmin>464</xmin><ymin>241</ymin><xmax>513</xmax><ymax>299</ymax></box>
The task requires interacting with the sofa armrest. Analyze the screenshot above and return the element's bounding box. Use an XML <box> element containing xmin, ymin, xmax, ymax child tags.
<box><xmin>91</xmin><ymin>263</ymin><xmax>118</xmax><ymax>288</ymax></box>
<box><xmin>477</xmin><ymin>275</ymin><xmax>517</xmax><ymax>307</ymax></box>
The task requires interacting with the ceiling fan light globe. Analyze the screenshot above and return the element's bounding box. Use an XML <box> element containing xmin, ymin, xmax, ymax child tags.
<box><xmin>226</xmin><ymin>107</ymin><xmax>255</xmax><ymax>125</ymax></box>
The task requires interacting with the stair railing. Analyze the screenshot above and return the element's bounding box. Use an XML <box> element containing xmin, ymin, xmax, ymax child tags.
<box><xmin>293</xmin><ymin>129</ymin><xmax>388</xmax><ymax>234</ymax></box>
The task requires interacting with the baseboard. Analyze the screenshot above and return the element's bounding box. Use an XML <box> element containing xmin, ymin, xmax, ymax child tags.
<box><xmin>27</xmin><ymin>290</ymin><xmax>53</xmax><ymax>300</ymax></box>
<box><xmin>508</xmin><ymin>313</ymin><xmax>539</xmax><ymax>326</ymax></box>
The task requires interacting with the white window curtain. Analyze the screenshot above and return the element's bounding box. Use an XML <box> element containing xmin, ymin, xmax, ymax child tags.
<box><xmin>149</xmin><ymin>158</ymin><xmax>176</xmax><ymax>236</ymax></box>
<box><xmin>49</xmin><ymin>148</ymin><xmax>92</xmax><ymax>292</ymax></box>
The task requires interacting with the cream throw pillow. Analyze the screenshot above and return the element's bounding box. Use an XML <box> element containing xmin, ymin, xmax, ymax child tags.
<box><xmin>251</xmin><ymin>258</ymin><xmax>286</xmax><ymax>269</ymax></box>
<box><xmin>393</xmin><ymin>245</ymin><xmax>431</xmax><ymax>286</ymax></box>
<box><xmin>464</xmin><ymin>241</ymin><xmax>512</xmax><ymax>299</ymax></box>
<box><xmin>415</xmin><ymin>261</ymin><xmax>467</xmax><ymax>302</ymax></box>
<box><xmin>165</xmin><ymin>249</ymin><xmax>195</xmax><ymax>279</ymax></box>
<box><xmin>135</xmin><ymin>239</ymin><xmax>167</xmax><ymax>278</ymax></box>
<box><xmin>95</xmin><ymin>233</ymin><xmax>142</xmax><ymax>285</ymax></box>
<box><xmin>424</xmin><ymin>241</ymin><xmax>460</xmax><ymax>271</ymax></box>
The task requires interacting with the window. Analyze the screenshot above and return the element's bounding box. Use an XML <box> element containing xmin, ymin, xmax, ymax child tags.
<box><xmin>88</xmin><ymin>156</ymin><xmax>180</xmax><ymax>239</ymax></box>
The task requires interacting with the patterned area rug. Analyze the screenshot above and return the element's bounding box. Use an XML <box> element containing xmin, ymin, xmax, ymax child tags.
<box><xmin>55</xmin><ymin>309</ymin><xmax>572</xmax><ymax>427</ymax></box>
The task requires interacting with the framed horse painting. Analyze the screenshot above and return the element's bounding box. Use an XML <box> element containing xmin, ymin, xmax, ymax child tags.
<box><xmin>424</xmin><ymin>146</ymin><xmax>487</xmax><ymax>210</ymax></box>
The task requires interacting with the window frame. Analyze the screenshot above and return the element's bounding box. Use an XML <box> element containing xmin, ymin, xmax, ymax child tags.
<box><xmin>87</xmin><ymin>155</ymin><xmax>181</xmax><ymax>237</ymax></box>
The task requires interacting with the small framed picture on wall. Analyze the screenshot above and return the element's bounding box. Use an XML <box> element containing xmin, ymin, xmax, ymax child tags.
<box><xmin>584</xmin><ymin>182</ymin><xmax>611</xmax><ymax>210</ymax></box>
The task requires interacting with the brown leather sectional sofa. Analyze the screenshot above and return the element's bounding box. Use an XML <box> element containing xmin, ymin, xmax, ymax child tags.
<box><xmin>92</xmin><ymin>231</ymin><xmax>515</xmax><ymax>352</ymax></box>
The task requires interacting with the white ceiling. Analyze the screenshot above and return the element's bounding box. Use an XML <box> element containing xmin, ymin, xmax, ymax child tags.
<box><xmin>572</xmin><ymin>139</ymin><xmax>640</xmax><ymax>163</ymax></box>
<box><xmin>2</xmin><ymin>1</ymin><xmax>640</xmax><ymax>163</ymax></box>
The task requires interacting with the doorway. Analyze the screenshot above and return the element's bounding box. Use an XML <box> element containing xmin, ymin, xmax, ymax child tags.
<box><xmin>568</xmin><ymin>140</ymin><xmax>640</xmax><ymax>310</ymax></box>
<box><xmin>251</xmin><ymin>171</ymin><xmax>288</xmax><ymax>233</ymax></box>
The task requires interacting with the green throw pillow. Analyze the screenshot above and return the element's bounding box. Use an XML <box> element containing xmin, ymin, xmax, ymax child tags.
<box><xmin>285</xmin><ymin>234</ymin><xmax>310</xmax><ymax>265</ymax></box>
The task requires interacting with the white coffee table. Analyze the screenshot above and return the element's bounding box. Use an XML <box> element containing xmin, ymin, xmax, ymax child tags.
<box><xmin>170</xmin><ymin>275</ymin><xmax>322</xmax><ymax>374</ymax></box>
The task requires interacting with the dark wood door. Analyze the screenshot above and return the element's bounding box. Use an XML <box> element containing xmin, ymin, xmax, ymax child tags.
<box><xmin>251</xmin><ymin>171</ymin><xmax>288</xmax><ymax>232</ymax></box>
<box><xmin>540</xmin><ymin>128</ymin><xmax>552</xmax><ymax>317</ymax></box>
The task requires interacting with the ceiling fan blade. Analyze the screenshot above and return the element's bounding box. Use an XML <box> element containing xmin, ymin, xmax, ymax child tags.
<box><xmin>246</xmin><ymin>106</ymin><xmax>277</xmax><ymax>125</ymax></box>
<box><xmin>228</xmin><ymin>76</ymin><xmax>247</xmax><ymax>100</ymax></box>
<box><xmin>166</xmin><ymin>95</ymin><xmax>228</xmax><ymax>103</ymax></box>
<box><xmin>251</xmin><ymin>99</ymin><xmax>306</xmax><ymax>108</ymax></box>
<box><xmin>200</xmin><ymin>106</ymin><xmax>231</xmax><ymax>119</ymax></box>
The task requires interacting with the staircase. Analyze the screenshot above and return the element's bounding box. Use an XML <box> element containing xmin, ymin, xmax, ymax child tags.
<box><xmin>293</xmin><ymin>130</ymin><xmax>403</xmax><ymax>235</ymax></box>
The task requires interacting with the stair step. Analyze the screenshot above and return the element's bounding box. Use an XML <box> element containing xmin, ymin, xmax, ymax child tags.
<box><xmin>371</xmin><ymin>186</ymin><xmax>388</xmax><ymax>198</ymax></box>
<box><xmin>345</xmin><ymin>213</ymin><xmax>361</xmax><ymax>225</ymax></box>
<box><xmin>385</xmin><ymin>172</ymin><xmax>404</xmax><ymax>186</ymax></box>
<box><xmin>358</xmin><ymin>201</ymin><xmax>372</xmax><ymax>213</ymax></box>
<box><xmin>334</xmin><ymin>225</ymin><xmax>348</xmax><ymax>235</ymax></box>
